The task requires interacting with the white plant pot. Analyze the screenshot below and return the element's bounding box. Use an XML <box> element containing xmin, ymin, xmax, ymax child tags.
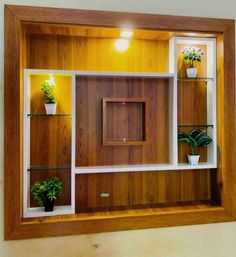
<box><xmin>187</xmin><ymin>155</ymin><xmax>200</xmax><ymax>165</ymax></box>
<box><xmin>44</xmin><ymin>103</ymin><xmax>57</xmax><ymax>115</ymax></box>
<box><xmin>187</xmin><ymin>68</ymin><xmax>197</xmax><ymax>78</ymax></box>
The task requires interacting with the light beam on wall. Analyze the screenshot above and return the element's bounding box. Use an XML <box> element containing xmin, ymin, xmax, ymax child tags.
<box><xmin>115</xmin><ymin>38</ymin><xmax>129</xmax><ymax>52</ymax></box>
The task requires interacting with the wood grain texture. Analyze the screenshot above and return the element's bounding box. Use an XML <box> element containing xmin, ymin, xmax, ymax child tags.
<box><xmin>27</xmin><ymin>34</ymin><xmax>169</xmax><ymax>72</ymax></box>
<box><xmin>75</xmin><ymin>170</ymin><xmax>210</xmax><ymax>212</ymax></box>
<box><xmin>29</xmin><ymin>74</ymin><xmax>72</xmax><ymax>167</ymax></box>
<box><xmin>76</xmin><ymin>76</ymin><xmax>170</xmax><ymax>166</ymax></box>
<box><xmin>4</xmin><ymin>5</ymin><xmax>235</xmax><ymax>239</ymax></box>
<box><xmin>23</xmin><ymin>22</ymin><xmax>219</xmax><ymax>40</ymax></box>
<box><xmin>102</xmin><ymin>98</ymin><xmax>149</xmax><ymax>145</ymax></box>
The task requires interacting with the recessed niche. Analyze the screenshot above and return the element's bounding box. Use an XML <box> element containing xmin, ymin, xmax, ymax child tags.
<box><xmin>102</xmin><ymin>98</ymin><xmax>149</xmax><ymax>146</ymax></box>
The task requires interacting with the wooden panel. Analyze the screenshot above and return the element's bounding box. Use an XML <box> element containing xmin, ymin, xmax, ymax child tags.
<box><xmin>27</xmin><ymin>34</ymin><xmax>169</xmax><ymax>72</ymax></box>
<box><xmin>29</xmin><ymin>75</ymin><xmax>72</xmax><ymax>167</ymax></box>
<box><xmin>75</xmin><ymin>170</ymin><xmax>210</xmax><ymax>212</ymax></box>
<box><xmin>102</xmin><ymin>98</ymin><xmax>149</xmax><ymax>145</ymax></box>
<box><xmin>30</xmin><ymin>117</ymin><xmax>71</xmax><ymax>167</ymax></box>
<box><xmin>177</xmin><ymin>45</ymin><xmax>208</xmax><ymax>163</ymax></box>
<box><xmin>76</xmin><ymin>76</ymin><xmax>170</xmax><ymax>166</ymax></box>
<box><xmin>23</xmin><ymin>22</ymin><xmax>219</xmax><ymax>40</ymax></box>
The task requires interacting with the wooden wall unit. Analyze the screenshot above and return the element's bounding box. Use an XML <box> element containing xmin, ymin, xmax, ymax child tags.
<box><xmin>4</xmin><ymin>5</ymin><xmax>236</xmax><ymax>240</ymax></box>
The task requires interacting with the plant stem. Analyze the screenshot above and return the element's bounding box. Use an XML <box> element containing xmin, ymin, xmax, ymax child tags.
<box><xmin>191</xmin><ymin>146</ymin><xmax>197</xmax><ymax>155</ymax></box>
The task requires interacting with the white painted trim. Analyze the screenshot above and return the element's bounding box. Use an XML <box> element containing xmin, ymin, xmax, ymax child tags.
<box><xmin>75</xmin><ymin>163</ymin><xmax>217</xmax><ymax>174</ymax></box>
<box><xmin>23</xmin><ymin>72</ymin><xmax>31</xmax><ymax>218</ymax></box>
<box><xmin>71</xmin><ymin>74</ymin><xmax>76</xmax><ymax>214</ymax></box>
<box><xmin>24</xmin><ymin>205</ymin><xmax>74</xmax><ymax>218</ymax></box>
<box><xmin>24</xmin><ymin>69</ymin><xmax>175</xmax><ymax>78</ymax></box>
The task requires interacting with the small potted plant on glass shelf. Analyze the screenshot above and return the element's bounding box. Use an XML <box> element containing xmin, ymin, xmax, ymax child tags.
<box><xmin>178</xmin><ymin>129</ymin><xmax>212</xmax><ymax>165</ymax></box>
<box><xmin>182</xmin><ymin>47</ymin><xmax>204</xmax><ymax>78</ymax></box>
<box><xmin>31</xmin><ymin>177</ymin><xmax>63</xmax><ymax>212</ymax></box>
<box><xmin>41</xmin><ymin>79</ymin><xmax>57</xmax><ymax>114</ymax></box>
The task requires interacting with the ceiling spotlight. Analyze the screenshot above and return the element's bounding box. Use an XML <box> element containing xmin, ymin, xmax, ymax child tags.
<box><xmin>120</xmin><ymin>30</ymin><xmax>133</xmax><ymax>38</ymax></box>
<box><xmin>115</xmin><ymin>39</ymin><xmax>129</xmax><ymax>52</ymax></box>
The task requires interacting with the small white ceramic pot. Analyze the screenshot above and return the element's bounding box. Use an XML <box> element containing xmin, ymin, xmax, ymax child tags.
<box><xmin>187</xmin><ymin>155</ymin><xmax>200</xmax><ymax>165</ymax></box>
<box><xmin>187</xmin><ymin>68</ymin><xmax>197</xmax><ymax>78</ymax></box>
<box><xmin>44</xmin><ymin>103</ymin><xmax>57</xmax><ymax>115</ymax></box>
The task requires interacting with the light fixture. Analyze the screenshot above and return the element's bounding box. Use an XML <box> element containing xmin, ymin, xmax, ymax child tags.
<box><xmin>49</xmin><ymin>73</ymin><xmax>55</xmax><ymax>84</ymax></box>
<box><xmin>120</xmin><ymin>30</ymin><xmax>133</xmax><ymax>38</ymax></box>
<box><xmin>115</xmin><ymin>39</ymin><xmax>129</xmax><ymax>52</ymax></box>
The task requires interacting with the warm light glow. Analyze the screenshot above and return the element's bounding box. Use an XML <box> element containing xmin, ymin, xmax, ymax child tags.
<box><xmin>115</xmin><ymin>39</ymin><xmax>129</xmax><ymax>52</ymax></box>
<box><xmin>120</xmin><ymin>30</ymin><xmax>133</xmax><ymax>38</ymax></box>
<box><xmin>49</xmin><ymin>73</ymin><xmax>55</xmax><ymax>84</ymax></box>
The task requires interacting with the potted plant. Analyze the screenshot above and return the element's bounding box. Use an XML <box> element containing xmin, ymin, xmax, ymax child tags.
<box><xmin>182</xmin><ymin>47</ymin><xmax>204</xmax><ymax>78</ymax></box>
<box><xmin>178</xmin><ymin>129</ymin><xmax>212</xmax><ymax>165</ymax></box>
<box><xmin>41</xmin><ymin>79</ymin><xmax>57</xmax><ymax>114</ymax></box>
<box><xmin>31</xmin><ymin>177</ymin><xmax>63</xmax><ymax>212</ymax></box>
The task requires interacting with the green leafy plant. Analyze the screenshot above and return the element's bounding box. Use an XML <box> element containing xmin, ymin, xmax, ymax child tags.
<box><xmin>178</xmin><ymin>129</ymin><xmax>212</xmax><ymax>155</ymax></box>
<box><xmin>182</xmin><ymin>47</ymin><xmax>204</xmax><ymax>68</ymax></box>
<box><xmin>30</xmin><ymin>177</ymin><xmax>63</xmax><ymax>206</ymax></box>
<box><xmin>41</xmin><ymin>80</ymin><xmax>56</xmax><ymax>104</ymax></box>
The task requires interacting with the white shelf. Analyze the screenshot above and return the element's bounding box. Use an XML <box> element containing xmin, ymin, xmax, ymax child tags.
<box><xmin>24</xmin><ymin>205</ymin><xmax>73</xmax><ymax>218</ymax></box>
<box><xmin>75</xmin><ymin>163</ymin><xmax>217</xmax><ymax>174</ymax></box>
<box><xmin>25</xmin><ymin>69</ymin><xmax>175</xmax><ymax>78</ymax></box>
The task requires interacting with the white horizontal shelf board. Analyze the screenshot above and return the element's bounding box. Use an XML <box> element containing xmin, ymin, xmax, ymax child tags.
<box><xmin>24</xmin><ymin>69</ymin><xmax>175</xmax><ymax>78</ymax></box>
<box><xmin>177</xmin><ymin>163</ymin><xmax>217</xmax><ymax>170</ymax></box>
<box><xmin>175</xmin><ymin>37</ymin><xmax>216</xmax><ymax>45</ymax></box>
<box><xmin>75</xmin><ymin>163</ymin><xmax>217</xmax><ymax>174</ymax></box>
<box><xmin>24</xmin><ymin>205</ymin><xmax>73</xmax><ymax>218</ymax></box>
<box><xmin>24</xmin><ymin>69</ymin><xmax>74</xmax><ymax>76</ymax></box>
<box><xmin>75</xmin><ymin>71</ymin><xmax>175</xmax><ymax>78</ymax></box>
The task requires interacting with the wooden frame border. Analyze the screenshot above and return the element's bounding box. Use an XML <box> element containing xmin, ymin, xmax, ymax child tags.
<box><xmin>4</xmin><ymin>5</ymin><xmax>235</xmax><ymax>240</ymax></box>
<box><xmin>102</xmin><ymin>97</ymin><xmax>149</xmax><ymax>146</ymax></box>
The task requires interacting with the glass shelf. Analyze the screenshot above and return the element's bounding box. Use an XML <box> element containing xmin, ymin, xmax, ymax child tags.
<box><xmin>178</xmin><ymin>124</ymin><xmax>214</xmax><ymax>128</ymax></box>
<box><xmin>27</xmin><ymin>114</ymin><xmax>72</xmax><ymax>117</ymax></box>
<box><xmin>178</xmin><ymin>77</ymin><xmax>213</xmax><ymax>82</ymax></box>
<box><xmin>27</xmin><ymin>165</ymin><xmax>71</xmax><ymax>172</ymax></box>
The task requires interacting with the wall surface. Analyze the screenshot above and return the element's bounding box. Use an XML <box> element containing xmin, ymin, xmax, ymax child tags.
<box><xmin>1</xmin><ymin>0</ymin><xmax>236</xmax><ymax>257</ymax></box>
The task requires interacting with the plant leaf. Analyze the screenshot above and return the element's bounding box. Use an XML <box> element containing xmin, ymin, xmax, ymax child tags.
<box><xmin>197</xmin><ymin>135</ymin><xmax>213</xmax><ymax>147</ymax></box>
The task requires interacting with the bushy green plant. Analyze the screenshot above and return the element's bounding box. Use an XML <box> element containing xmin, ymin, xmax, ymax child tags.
<box><xmin>31</xmin><ymin>177</ymin><xmax>63</xmax><ymax>206</ymax></box>
<box><xmin>182</xmin><ymin>47</ymin><xmax>204</xmax><ymax>68</ymax></box>
<box><xmin>41</xmin><ymin>80</ymin><xmax>56</xmax><ymax>104</ymax></box>
<box><xmin>178</xmin><ymin>129</ymin><xmax>212</xmax><ymax>155</ymax></box>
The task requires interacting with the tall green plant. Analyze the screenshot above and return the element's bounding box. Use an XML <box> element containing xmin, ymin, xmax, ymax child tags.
<box><xmin>178</xmin><ymin>129</ymin><xmax>212</xmax><ymax>155</ymax></box>
<box><xmin>41</xmin><ymin>80</ymin><xmax>56</xmax><ymax>104</ymax></box>
<box><xmin>31</xmin><ymin>177</ymin><xmax>63</xmax><ymax>206</ymax></box>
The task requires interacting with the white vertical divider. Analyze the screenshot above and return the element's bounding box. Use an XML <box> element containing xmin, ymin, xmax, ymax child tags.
<box><xmin>23</xmin><ymin>71</ymin><xmax>31</xmax><ymax>217</ymax></box>
<box><xmin>206</xmin><ymin>39</ymin><xmax>217</xmax><ymax>166</ymax></box>
<box><xmin>169</xmin><ymin>38</ymin><xmax>178</xmax><ymax>166</ymax></box>
<box><xmin>71</xmin><ymin>73</ymin><xmax>76</xmax><ymax>213</ymax></box>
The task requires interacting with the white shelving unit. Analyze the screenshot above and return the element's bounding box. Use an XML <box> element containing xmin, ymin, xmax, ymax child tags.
<box><xmin>23</xmin><ymin>70</ymin><xmax>76</xmax><ymax>218</ymax></box>
<box><xmin>23</xmin><ymin>36</ymin><xmax>217</xmax><ymax>217</ymax></box>
<box><xmin>172</xmin><ymin>37</ymin><xmax>217</xmax><ymax>167</ymax></box>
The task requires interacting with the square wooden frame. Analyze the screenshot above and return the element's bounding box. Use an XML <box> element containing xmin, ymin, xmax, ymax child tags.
<box><xmin>102</xmin><ymin>98</ymin><xmax>149</xmax><ymax>146</ymax></box>
<box><xmin>4</xmin><ymin>5</ymin><xmax>235</xmax><ymax>240</ymax></box>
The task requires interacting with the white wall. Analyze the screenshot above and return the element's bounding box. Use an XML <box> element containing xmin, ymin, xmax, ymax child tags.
<box><xmin>1</xmin><ymin>1</ymin><xmax>236</xmax><ymax>256</ymax></box>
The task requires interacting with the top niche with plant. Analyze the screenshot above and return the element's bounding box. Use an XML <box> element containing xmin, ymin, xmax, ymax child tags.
<box><xmin>182</xmin><ymin>47</ymin><xmax>204</xmax><ymax>68</ymax></box>
<box><xmin>41</xmin><ymin>79</ymin><xmax>56</xmax><ymax>104</ymax></box>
